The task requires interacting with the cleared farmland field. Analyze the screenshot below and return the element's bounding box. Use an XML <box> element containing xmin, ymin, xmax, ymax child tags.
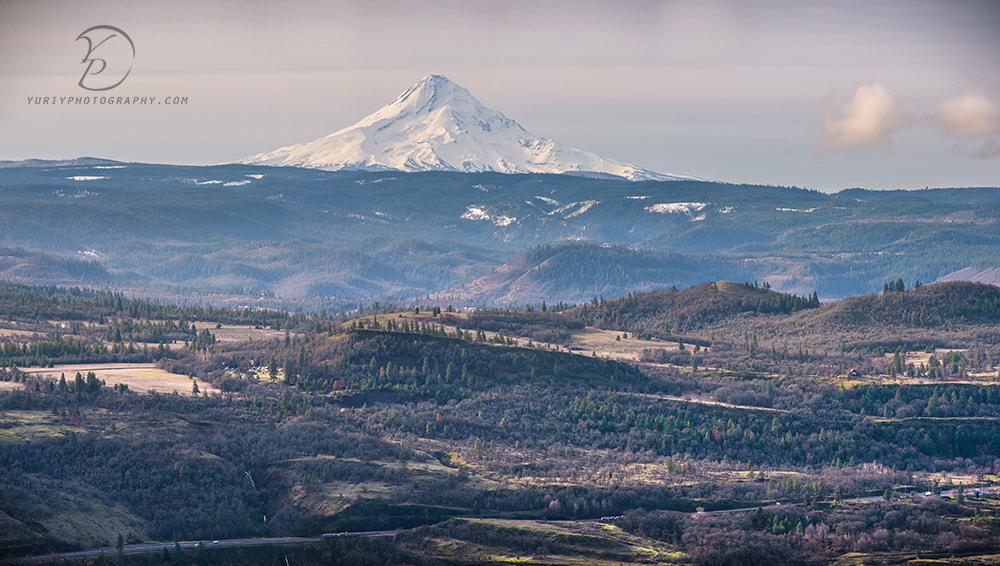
<box><xmin>19</xmin><ymin>363</ymin><xmax>220</xmax><ymax>396</ymax></box>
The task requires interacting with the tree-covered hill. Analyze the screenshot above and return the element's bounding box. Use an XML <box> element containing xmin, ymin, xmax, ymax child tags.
<box><xmin>565</xmin><ymin>280</ymin><xmax>820</xmax><ymax>333</ymax></box>
<box><xmin>569</xmin><ymin>280</ymin><xmax>1000</xmax><ymax>337</ymax></box>
<box><xmin>795</xmin><ymin>280</ymin><xmax>1000</xmax><ymax>330</ymax></box>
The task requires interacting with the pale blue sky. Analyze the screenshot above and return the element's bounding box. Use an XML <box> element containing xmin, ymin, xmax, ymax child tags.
<box><xmin>1</xmin><ymin>0</ymin><xmax>998</xmax><ymax>190</ymax></box>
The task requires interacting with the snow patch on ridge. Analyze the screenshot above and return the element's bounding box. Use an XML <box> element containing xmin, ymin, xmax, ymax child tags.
<box><xmin>561</xmin><ymin>200</ymin><xmax>600</xmax><ymax>218</ymax></box>
<box><xmin>461</xmin><ymin>206</ymin><xmax>490</xmax><ymax>221</ymax></box>
<box><xmin>460</xmin><ymin>205</ymin><xmax>516</xmax><ymax>227</ymax></box>
<box><xmin>535</xmin><ymin>196</ymin><xmax>561</xmax><ymax>207</ymax></box>
<box><xmin>645</xmin><ymin>202</ymin><xmax>707</xmax><ymax>215</ymax></box>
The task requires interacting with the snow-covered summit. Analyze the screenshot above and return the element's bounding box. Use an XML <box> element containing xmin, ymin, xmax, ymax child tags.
<box><xmin>240</xmin><ymin>75</ymin><xmax>699</xmax><ymax>182</ymax></box>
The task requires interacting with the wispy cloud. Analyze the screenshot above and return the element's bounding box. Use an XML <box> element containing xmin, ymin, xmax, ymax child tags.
<box><xmin>821</xmin><ymin>84</ymin><xmax>911</xmax><ymax>151</ymax></box>
<box><xmin>974</xmin><ymin>140</ymin><xmax>1000</xmax><ymax>159</ymax></box>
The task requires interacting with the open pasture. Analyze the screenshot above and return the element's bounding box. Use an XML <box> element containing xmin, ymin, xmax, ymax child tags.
<box><xmin>19</xmin><ymin>363</ymin><xmax>220</xmax><ymax>396</ymax></box>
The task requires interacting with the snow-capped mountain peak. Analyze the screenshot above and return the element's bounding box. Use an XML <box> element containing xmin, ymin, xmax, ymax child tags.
<box><xmin>240</xmin><ymin>74</ymin><xmax>699</xmax><ymax>182</ymax></box>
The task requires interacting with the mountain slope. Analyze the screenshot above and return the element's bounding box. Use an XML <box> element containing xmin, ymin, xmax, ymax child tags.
<box><xmin>240</xmin><ymin>75</ymin><xmax>696</xmax><ymax>182</ymax></box>
<box><xmin>0</xmin><ymin>248</ymin><xmax>112</xmax><ymax>285</ymax></box>
<box><xmin>444</xmin><ymin>244</ymin><xmax>752</xmax><ymax>305</ymax></box>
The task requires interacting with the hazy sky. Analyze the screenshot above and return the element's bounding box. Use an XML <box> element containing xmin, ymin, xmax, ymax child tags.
<box><xmin>2</xmin><ymin>0</ymin><xmax>998</xmax><ymax>191</ymax></box>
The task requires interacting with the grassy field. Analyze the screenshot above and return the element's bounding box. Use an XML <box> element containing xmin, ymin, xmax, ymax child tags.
<box><xmin>0</xmin><ymin>410</ymin><xmax>84</xmax><ymax>442</ymax></box>
<box><xmin>204</xmin><ymin>323</ymin><xmax>286</xmax><ymax>344</ymax></box>
<box><xmin>565</xmin><ymin>328</ymin><xmax>670</xmax><ymax>361</ymax></box>
<box><xmin>401</xmin><ymin>517</ymin><xmax>686</xmax><ymax>565</ymax></box>
<box><xmin>19</xmin><ymin>364</ymin><xmax>220</xmax><ymax>396</ymax></box>
<box><xmin>13</xmin><ymin>476</ymin><xmax>148</xmax><ymax>551</ymax></box>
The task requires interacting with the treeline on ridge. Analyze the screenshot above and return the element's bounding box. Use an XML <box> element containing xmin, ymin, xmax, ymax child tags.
<box><xmin>567</xmin><ymin>280</ymin><xmax>820</xmax><ymax>333</ymax></box>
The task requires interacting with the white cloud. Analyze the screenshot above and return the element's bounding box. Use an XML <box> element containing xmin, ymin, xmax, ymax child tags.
<box><xmin>937</xmin><ymin>94</ymin><xmax>1000</xmax><ymax>139</ymax></box>
<box><xmin>822</xmin><ymin>84</ymin><xmax>911</xmax><ymax>150</ymax></box>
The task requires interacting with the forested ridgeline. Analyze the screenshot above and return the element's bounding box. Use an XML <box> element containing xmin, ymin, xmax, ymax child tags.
<box><xmin>0</xmin><ymin>282</ymin><xmax>297</xmax><ymax>327</ymax></box>
<box><xmin>0</xmin><ymin>282</ymin><xmax>317</xmax><ymax>368</ymax></box>
<box><xmin>812</xmin><ymin>280</ymin><xmax>1000</xmax><ymax>328</ymax></box>
<box><xmin>567</xmin><ymin>280</ymin><xmax>820</xmax><ymax>333</ymax></box>
<box><xmin>566</xmin><ymin>279</ymin><xmax>1000</xmax><ymax>334</ymax></box>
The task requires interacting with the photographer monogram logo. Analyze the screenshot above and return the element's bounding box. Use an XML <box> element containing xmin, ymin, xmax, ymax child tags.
<box><xmin>76</xmin><ymin>25</ymin><xmax>135</xmax><ymax>91</ymax></box>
